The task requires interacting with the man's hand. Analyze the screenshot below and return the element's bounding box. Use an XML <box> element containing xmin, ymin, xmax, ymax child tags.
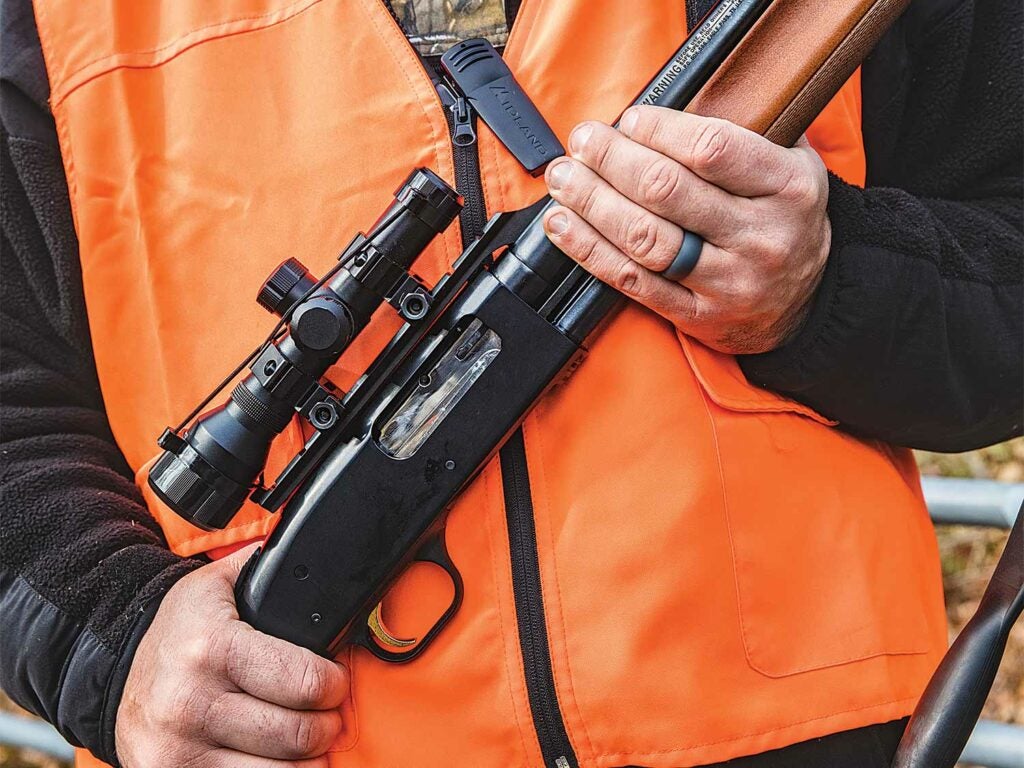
<box><xmin>115</xmin><ymin>546</ymin><xmax>349</xmax><ymax>768</ymax></box>
<box><xmin>542</xmin><ymin>105</ymin><xmax>831</xmax><ymax>354</ymax></box>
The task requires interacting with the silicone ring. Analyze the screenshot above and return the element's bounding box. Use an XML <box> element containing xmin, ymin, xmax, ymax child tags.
<box><xmin>660</xmin><ymin>231</ymin><xmax>704</xmax><ymax>281</ymax></box>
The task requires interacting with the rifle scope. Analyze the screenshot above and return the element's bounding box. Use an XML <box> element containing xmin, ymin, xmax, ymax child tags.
<box><xmin>148</xmin><ymin>168</ymin><xmax>462</xmax><ymax>530</ymax></box>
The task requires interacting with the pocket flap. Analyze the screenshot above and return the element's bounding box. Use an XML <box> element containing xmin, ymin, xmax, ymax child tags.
<box><xmin>677</xmin><ymin>330</ymin><xmax>936</xmax><ymax>678</ymax></box>
<box><xmin>678</xmin><ymin>330</ymin><xmax>838</xmax><ymax>425</ymax></box>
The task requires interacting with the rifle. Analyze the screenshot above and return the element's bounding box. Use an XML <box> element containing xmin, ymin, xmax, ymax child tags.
<box><xmin>147</xmin><ymin>0</ymin><xmax>1024</xmax><ymax>760</ymax></box>
<box><xmin>150</xmin><ymin>0</ymin><xmax>909</xmax><ymax>656</ymax></box>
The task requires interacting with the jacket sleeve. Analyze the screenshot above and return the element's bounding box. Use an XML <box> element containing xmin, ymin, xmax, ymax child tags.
<box><xmin>739</xmin><ymin>0</ymin><xmax>1023</xmax><ymax>452</ymax></box>
<box><xmin>0</xmin><ymin>2</ymin><xmax>202</xmax><ymax>763</ymax></box>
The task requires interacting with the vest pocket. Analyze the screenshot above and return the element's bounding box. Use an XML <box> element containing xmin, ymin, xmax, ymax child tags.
<box><xmin>679</xmin><ymin>333</ymin><xmax>933</xmax><ymax>677</ymax></box>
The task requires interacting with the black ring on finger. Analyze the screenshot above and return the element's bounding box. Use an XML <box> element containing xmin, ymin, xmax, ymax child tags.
<box><xmin>660</xmin><ymin>230</ymin><xmax>704</xmax><ymax>282</ymax></box>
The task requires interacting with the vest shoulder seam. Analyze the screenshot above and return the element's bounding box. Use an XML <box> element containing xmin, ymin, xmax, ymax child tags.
<box><xmin>47</xmin><ymin>0</ymin><xmax>324</xmax><ymax>107</ymax></box>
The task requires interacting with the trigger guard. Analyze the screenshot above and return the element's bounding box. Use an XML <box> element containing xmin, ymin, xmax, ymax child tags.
<box><xmin>357</xmin><ymin>532</ymin><xmax>464</xmax><ymax>664</ymax></box>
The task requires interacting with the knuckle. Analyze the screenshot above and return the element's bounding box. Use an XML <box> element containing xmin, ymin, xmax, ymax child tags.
<box><xmin>222</xmin><ymin>624</ymin><xmax>254</xmax><ymax>685</ymax></box>
<box><xmin>623</xmin><ymin>215</ymin><xmax>659</xmax><ymax>261</ymax></box>
<box><xmin>779</xmin><ymin>154</ymin><xmax>826</xmax><ymax>204</ymax></box>
<box><xmin>691</xmin><ymin>120</ymin><xmax>731</xmax><ymax>174</ymax></box>
<box><xmin>321</xmin><ymin>714</ymin><xmax>344</xmax><ymax>754</ymax></box>
<box><xmin>780</xmin><ymin>168</ymin><xmax>819</xmax><ymax>204</ymax></box>
<box><xmin>733</xmin><ymin>279</ymin><xmax>762</xmax><ymax>313</ymax></box>
<box><xmin>290</xmin><ymin>716</ymin><xmax>318</xmax><ymax>756</ymax></box>
<box><xmin>613</xmin><ymin>259</ymin><xmax>643</xmax><ymax>294</ymax></box>
<box><xmin>167</xmin><ymin>678</ymin><xmax>210</xmax><ymax>730</ymax></box>
<box><xmin>288</xmin><ymin>713</ymin><xmax>338</xmax><ymax>758</ymax></box>
<box><xmin>298</xmin><ymin>657</ymin><xmax>330</xmax><ymax>707</ymax></box>
<box><xmin>588</xmin><ymin>128</ymin><xmax>616</xmax><ymax>170</ymax></box>
<box><xmin>576</xmin><ymin>232</ymin><xmax>603</xmax><ymax>265</ymax></box>
<box><xmin>200</xmin><ymin>690</ymin><xmax>232</xmax><ymax>738</ymax></box>
<box><xmin>639</xmin><ymin>158</ymin><xmax>683</xmax><ymax>207</ymax></box>
<box><xmin>577</xmin><ymin>181</ymin><xmax>603</xmax><ymax>220</ymax></box>
<box><xmin>560</xmin><ymin>223</ymin><xmax>598</xmax><ymax>265</ymax></box>
<box><xmin>763</xmin><ymin>231</ymin><xmax>796</xmax><ymax>264</ymax></box>
<box><xmin>180</xmin><ymin>633</ymin><xmax>213</xmax><ymax>671</ymax></box>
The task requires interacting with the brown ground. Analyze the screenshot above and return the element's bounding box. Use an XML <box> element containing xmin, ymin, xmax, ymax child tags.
<box><xmin>3</xmin><ymin>440</ymin><xmax>1022</xmax><ymax>767</ymax></box>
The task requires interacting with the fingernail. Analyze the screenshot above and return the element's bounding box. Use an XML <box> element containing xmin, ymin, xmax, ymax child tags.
<box><xmin>620</xmin><ymin>108</ymin><xmax>639</xmax><ymax>135</ymax></box>
<box><xmin>569</xmin><ymin>123</ymin><xmax>593</xmax><ymax>154</ymax></box>
<box><xmin>547</xmin><ymin>212</ymin><xmax>569</xmax><ymax>235</ymax></box>
<box><xmin>548</xmin><ymin>159</ymin><xmax>573</xmax><ymax>190</ymax></box>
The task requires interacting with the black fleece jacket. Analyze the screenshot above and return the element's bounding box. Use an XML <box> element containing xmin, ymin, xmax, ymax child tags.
<box><xmin>1</xmin><ymin>0</ymin><xmax>1021</xmax><ymax>765</ymax></box>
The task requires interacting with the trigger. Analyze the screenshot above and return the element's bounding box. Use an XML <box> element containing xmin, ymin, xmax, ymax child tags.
<box><xmin>367</xmin><ymin>603</ymin><xmax>417</xmax><ymax>649</ymax></box>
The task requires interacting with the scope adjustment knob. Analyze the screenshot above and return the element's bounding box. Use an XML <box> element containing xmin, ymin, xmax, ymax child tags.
<box><xmin>290</xmin><ymin>296</ymin><xmax>353</xmax><ymax>354</ymax></box>
<box><xmin>258</xmin><ymin>258</ymin><xmax>316</xmax><ymax>317</ymax></box>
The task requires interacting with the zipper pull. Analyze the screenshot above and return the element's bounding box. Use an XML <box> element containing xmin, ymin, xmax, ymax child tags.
<box><xmin>440</xmin><ymin>38</ymin><xmax>563</xmax><ymax>175</ymax></box>
<box><xmin>438</xmin><ymin>81</ymin><xmax>477</xmax><ymax>147</ymax></box>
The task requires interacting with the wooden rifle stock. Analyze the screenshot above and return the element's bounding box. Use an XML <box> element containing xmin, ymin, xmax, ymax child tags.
<box><xmin>687</xmin><ymin>0</ymin><xmax>911</xmax><ymax>145</ymax></box>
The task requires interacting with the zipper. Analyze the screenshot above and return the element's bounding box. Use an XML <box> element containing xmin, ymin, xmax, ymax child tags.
<box><xmin>435</xmin><ymin>80</ymin><xmax>485</xmax><ymax>246</ymax></box>
<box><xmin>380</xmin><ymin>4</ymin><xmax>578</xmax><ymax>765</ymax></box>
<box><xmin>437</xmin><ymin>60</ymin><xmax>580</xmax><ymax>768</ymax></box>
<box><xmin>500</xmin><ymin>431</ymin><xmax>578</xmax><ymax>768</ymax></box>
<box><xmin>437</xmin><ymin>63</ymin><xmax>578</xmax><ymax>768</ymax></box>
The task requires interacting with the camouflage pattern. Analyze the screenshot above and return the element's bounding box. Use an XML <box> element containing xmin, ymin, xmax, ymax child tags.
<box><xmin>390</xmin><ymin>0</ymin><xmax>509</xmax><ymax>56</ymax></box>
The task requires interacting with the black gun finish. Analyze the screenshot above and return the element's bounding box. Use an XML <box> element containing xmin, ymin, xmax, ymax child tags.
<box><xmin>235</xmin><ymin>0</ymin><xmax>773</xmax><ymax>658</ymax></box>
<box><xmin>236</xmin><ymin>271</ymin><xmax>581</xmax><ymax>656</ymax></box>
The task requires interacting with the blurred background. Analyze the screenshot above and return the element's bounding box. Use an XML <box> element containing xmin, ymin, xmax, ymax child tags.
<box><xmin>2</xmin><ymin>440</ymin><xmax>1022</xmax><ymax>768</ymax></box>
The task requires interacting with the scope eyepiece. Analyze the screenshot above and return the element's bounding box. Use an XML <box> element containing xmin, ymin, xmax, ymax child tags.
<box><xmin>149</xmin><ymin>429</ymin><xmax>253</xmax><ymax>530</ymax></box>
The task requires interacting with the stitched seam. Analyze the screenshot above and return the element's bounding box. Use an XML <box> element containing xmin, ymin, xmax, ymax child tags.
<box><xmin>679</xmin><ymin>332</ymin><xmax>838</xmax><ymax>424</ymax></box>
<box><xmin>100</xmin><ymin>596</ymin><xmax>168</xmax><ymax>767</ymax></box>
<box><xmin>590</xmin><ymin>695</ymin><xmax>919</xmax><ymax>759</ymax></box>
<box><xmin>50</xmin><ymin>0</ymin><xmax>323</xmax><ymax>105</ymax></box>
<box><xmin>526</xmin><ymin>416</ymin><xmax>597</xmax><ymax>760</ymax></box>
<box><xmin>12</xmin><ymin>573</ymin><xmax>108</xmax><ymax>653</ymax></box>
<box><xmin>698</xmin><ymin>375</ymin><xmax>928</xmax><ymax>676</ymax></box>
<box><xmin>9</xmin><ymin>577</ymin><xmax>127</xmax><ymax>761</ymax></box>
<box><xmin>35</xmin><ymin>0</ymin><xmax>84</xmax><ymax>237</ymax></box>
<box><xmin>694</xmin><ymin>376</ymin><xmax>750</xmax><ymax>684</ymax></box>
<box><xmin>51</xmin><ymin>108</ymin><xmax>79</xmax><ymax>250</ymax></box>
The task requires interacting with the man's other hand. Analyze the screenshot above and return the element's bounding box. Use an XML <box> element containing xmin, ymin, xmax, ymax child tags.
<box><xmin>543</xmin><ymin>105</ymin><xmax>831</xmax><ymax>354</ymax></box>
<box><xmin>115</xmin><ymin>545</ymin><xmax>349</xmax><ymax>768</ymax></box>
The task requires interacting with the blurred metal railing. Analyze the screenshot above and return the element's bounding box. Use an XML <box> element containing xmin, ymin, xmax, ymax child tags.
<box><xmin>1</xmin><ymin>477</ymin><xmax>1021</xmax><ymax>765</ymax></box>
<box><xmin>0</xmin><ymin>710</ymin><xmax>74</xmax><ymax>760</ymax></box>
<box><xmin>924</xmin><ymin>477</ymin><xmax>1024</xmax><ymax>768</ymax></box>
<box><xmin>922</xmin><ymin>477</ymin><xmax>1024</xmax><ymax>528</ymax></box>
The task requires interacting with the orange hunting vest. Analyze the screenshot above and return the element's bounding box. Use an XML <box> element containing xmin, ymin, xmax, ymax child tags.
<box><xmin>34</xmin><ymin>1</ymin><xmax>945</xmax><ymax>766</ymax></box>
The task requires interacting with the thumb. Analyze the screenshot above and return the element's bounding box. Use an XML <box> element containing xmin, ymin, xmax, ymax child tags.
<box><xmin>209</xmin><ymin>542</ymin><xmax>262</xmax><ymax>584</ymax></box>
